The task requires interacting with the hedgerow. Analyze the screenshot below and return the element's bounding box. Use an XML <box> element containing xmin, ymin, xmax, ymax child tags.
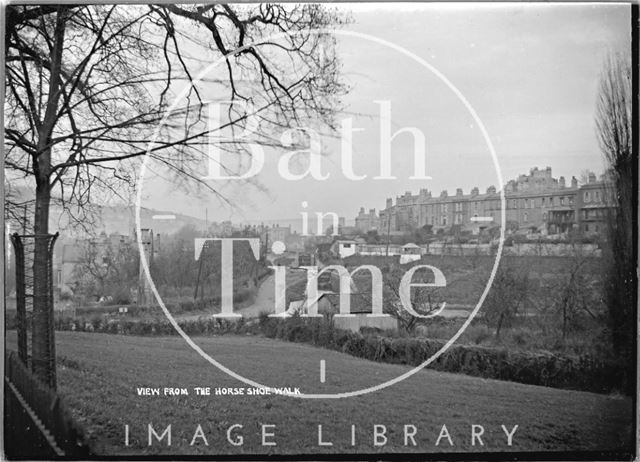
<box><xmin>47</xmin><ymin>313</ymin><xmax>627</xmax><ymax>394</ymax></box>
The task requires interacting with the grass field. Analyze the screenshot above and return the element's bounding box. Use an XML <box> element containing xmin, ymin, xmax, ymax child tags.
<box><xmin>6</xmin><ymin>331</ymin><xmax>633</xmax><ymax>456</ymax></box>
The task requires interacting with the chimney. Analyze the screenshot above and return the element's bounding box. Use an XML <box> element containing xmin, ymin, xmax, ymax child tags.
<box><xmin>386</xmin><ymin>198</ymin><xmax>393</xmax><ymax>209</ymax></box>
<box><xmin>440</xmin><ymin>190</ymin><xmax>448</xmax><ymax>198</ymax></box>
<box><xmin>571</xmin><ymin>176</ymin><xmax>578</xmax><ymax>188</ymax></box>
<box><xmin>486</xmin><ymin>185</ymin><xmax>496</xmax><ymax>194</ymax></box>
<box><xmin>559</xmin><ymin>176</ymin><xmax>565</xmax><ymax>188</ymax></box>
<box><xmin>471</xmin><ymin>187</ymin><xmax>479</xmax><ymax>196</ymax></box>
<box><xmin>588</xmin><ymin>172</ymin><xmax>596</xmax><ymax>184</ymax></box>
<box><xmin>456</xmin><ymin>188</ymin><xmax>463</xmax><ymax>196</ymax></box>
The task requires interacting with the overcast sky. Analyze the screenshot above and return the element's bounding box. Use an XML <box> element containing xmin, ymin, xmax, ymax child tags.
<box><xmin>142</xmin><ymin>3</ymin><xmax>631</xmax><ymax>226</ymax></box>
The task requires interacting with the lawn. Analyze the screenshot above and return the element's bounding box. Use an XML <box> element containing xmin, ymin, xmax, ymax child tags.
<box><xmin>6</xmin><ymin>331</ymin><xmax>633</xmax><ymax>457</ymax></box>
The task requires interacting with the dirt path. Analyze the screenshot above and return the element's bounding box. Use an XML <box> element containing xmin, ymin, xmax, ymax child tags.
<box><xmin>237</xmin><ymin>274</ymin><xmax>276</xmax><ymax>318</ymax></box>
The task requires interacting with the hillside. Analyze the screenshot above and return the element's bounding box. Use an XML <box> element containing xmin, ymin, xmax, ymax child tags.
<box><xmin>6</xmin><ymin>332</ymin><xmax>632</xmax><ymax>456</ymax></box>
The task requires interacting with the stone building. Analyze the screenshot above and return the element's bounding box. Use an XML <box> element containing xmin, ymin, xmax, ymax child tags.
<box><xmin>355</xmin><ymin>167</ymin><xmax>613</xmax><ymax>236</ymax></box>
<box><xmin>355</xmin><ymin>208</ymin><xmax>380</xmax><ymax>232</ymax></box>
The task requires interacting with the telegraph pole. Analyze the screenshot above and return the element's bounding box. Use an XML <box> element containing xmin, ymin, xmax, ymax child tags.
<box><xmin>385</xmin><ymin>214</ymin><xmax>391</xmax><ymax>257</ymax></box>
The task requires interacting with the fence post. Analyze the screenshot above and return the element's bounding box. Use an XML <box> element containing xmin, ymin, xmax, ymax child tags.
<box><xmin>10</xmin><ymin>234</ymin><xmax>28</xmax><ymax>365</ymax></box>
<box><xmin>47</xmin><ymin>233</ymin><xmax>59</xmax><ymax>389</ymax></box>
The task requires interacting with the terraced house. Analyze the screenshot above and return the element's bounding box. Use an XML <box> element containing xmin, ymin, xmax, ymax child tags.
<box><xmin>355</xmin><ymin>167</ymin><xmax>614</xmax><ymax>237</ymax></box>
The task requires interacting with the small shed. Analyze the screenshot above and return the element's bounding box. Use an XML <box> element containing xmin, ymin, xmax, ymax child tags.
<box><xmin>330</xmin><ymin>240</ymin><xmax>358</xmax><ymax>259</ymax></box>
<box><xmin>400</xmin><ymin>243</ymin><xmax>422</xmax><ymax>264</ymax></box>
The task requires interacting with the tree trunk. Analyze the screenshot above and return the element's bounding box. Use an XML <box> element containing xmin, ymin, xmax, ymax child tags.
<box><xmin>496</xmin><ymin>313</ymin><xmax>504</xmax><ymax>340</ymax></box>
<box><xmin>32</xmin><ymin>179</ymin><xmax>52</xmax><ymax>383</ymax></box>
<box><xmin>30</xmin><ymin>6</ymin><xmax>67</xmax><ymax>384</ymax></box>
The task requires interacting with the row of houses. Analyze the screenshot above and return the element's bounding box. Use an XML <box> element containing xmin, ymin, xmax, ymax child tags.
<box><xmin>355</xmin><ymin>167</ymin><xmax>614</xmax><ymax>236</ymax></box>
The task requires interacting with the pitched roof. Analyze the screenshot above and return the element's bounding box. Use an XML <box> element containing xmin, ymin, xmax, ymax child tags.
<box><xmin>288</xmin><ymin>292</ymin><xmax>375</xmax><ymax>315</ymax></box>
<box><xmin>318</xmin><ymin>292</ymin><xmax>374</xmax><ymax>314</ymax></box>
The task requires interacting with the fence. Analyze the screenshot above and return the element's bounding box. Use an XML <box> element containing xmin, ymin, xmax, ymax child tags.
<box><xmin>10</xmin><ymin>233</ymin><xmax>59</xmax><ymax>389</ymax></box>
<box><xmin>4</xmin><ymin>351</ymin><xmax>92</xmax><ymax>459</ymax></box>
<box><xmin>355</xmin><ymin>241</ymin><xmax>602</xmax><ymax>258</ymax></box>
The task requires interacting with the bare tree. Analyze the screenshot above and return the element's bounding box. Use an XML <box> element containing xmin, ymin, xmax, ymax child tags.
<box><xmin>482</xmin><ymin>264</ymin><xmax>529</xmax><ymax>339</ymax></box>
<box><xmin>4</xmin><ymin>4</ymin><xmax>346</xmax><ymax>381</ymax></box>
<box><xmin>382</xmin><ymin>264</ymin><xmax>448</xmax><ymax>334</ymax></box>
<box><xmin>552</xmin><ymin>243</ymin><xmax>603</xmax><ymax>340</ymax></box>
<box><xmin>595</xmin><ymin>51</ymin><xmax>634</xmax><ymax>388</ymax></box>
<box><xmin>73</xmin><ymin>237</ymin><xmax>139</xmax><ymax>304</ymax></box>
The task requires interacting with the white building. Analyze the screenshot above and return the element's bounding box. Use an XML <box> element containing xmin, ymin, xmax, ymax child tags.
<box><xmin>330</xmin><ymin>240</ymin><xmax>357</xmax><ymax>259</ymax></box>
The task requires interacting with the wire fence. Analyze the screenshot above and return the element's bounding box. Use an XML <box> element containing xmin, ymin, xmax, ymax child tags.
<box><xmin>10</xmin><ymin>232</ymin><xmax>58</xmax><ymax>389</ymax></box>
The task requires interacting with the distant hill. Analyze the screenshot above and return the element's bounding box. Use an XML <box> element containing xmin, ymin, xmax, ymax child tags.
<box><xmin>6</xmin><ymin>179</ymin><xmax>209</xmax><ymax>236</ymax></box>
<box><xmin>49</xmin><ymin>204</ymin><xmax>208</xmax><ymax>237</ymax></box>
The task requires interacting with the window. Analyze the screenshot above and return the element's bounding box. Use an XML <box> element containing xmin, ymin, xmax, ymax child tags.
<box><xmin>523</xmin><ymin>212</ymin><xmax>528</xmax><ymax>223</ymax></box>
<box><xmin>569</xmin><ymin>196</ymin><xmax>574</xmax><ymax>205</ymax></box>
<box><xmin>513</xmin><ymin>200</ymin><xmax>518</xmax><ymax>209</ymax></box>
<box><xmin>560</xmin><ymin>197</ymin><xmax>565</xmax><ymax>206</ymax></box>
<box><xmin>543</xmin><ymin>212</ymin><xmax>547</xmax><ymax>221</ymax></box>
<box><xmin>343</xmin><ymin>243</ymin><xmax>351</xmax><ymax>248</ymax></box>
<box><xmin>524</xmin><ymin>199</ymin><xmax>529</xmax><ymax>209</ymax></box>
<box><xmin>595</xmin><ymin>191</ymin><xmax>601</xmax><ymax>202</ymax></box>
<box><xmin>442</xmin><ymin>204</ymin><xmax>448</xmax><ymax>213</ymax></box>
<box><xmin>442</xmin><ymin>216</ymin><xmax>447</xmax><ymax>226</ymax></box>
<box><xmin>584</xmin><ymin>191</ymin><xmax>591</xmax><ymax>203</ymax></box>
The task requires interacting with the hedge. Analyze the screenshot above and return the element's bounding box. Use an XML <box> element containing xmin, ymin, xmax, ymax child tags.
<box><xmin>45</xmin><ymin>313</ymin><xmax>628</xmax><ymax>395</ymax></box>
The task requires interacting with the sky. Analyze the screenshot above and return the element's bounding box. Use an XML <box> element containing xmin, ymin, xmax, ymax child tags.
<box><xmin>141</xmin><ymin>3</ymin><xmax>631</xmax><ymax>228</ymax></box>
